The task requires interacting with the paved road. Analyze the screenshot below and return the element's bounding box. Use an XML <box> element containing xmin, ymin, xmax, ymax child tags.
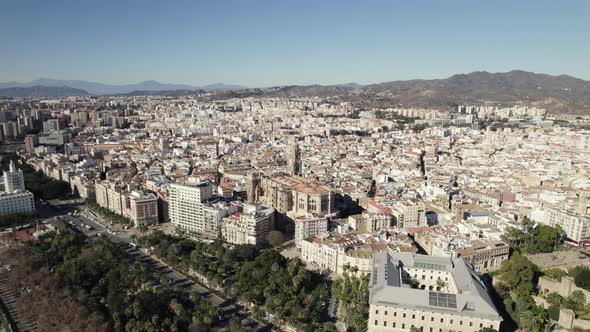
<box><xmin>43</xmin><ymin>200</ymin><xmax>270</xmax><ymax>331</ymax></box>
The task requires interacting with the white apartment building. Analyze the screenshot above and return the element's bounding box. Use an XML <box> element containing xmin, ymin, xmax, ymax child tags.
<box><xmin>107</xmin><ymin>185</ymin><xmax>123</xmax><ymax>215</ymax></box>
<box><xmin>391</xmin><ymin>200</ymin><xmax>426</xmax><ymax>229</ymax></box>
<box><xmin>3</xmin><ymin>161</ymin><xmax>25</xmax><ymax>193</ymax></box>
<box><xmin>221</xmin><ymin>204</ymin><xmax>274</xmax><ymax>245</ymax></box>
<box><xmin>0</xmin><ymin>160</ymin><xmax>34</xmax><ymax>216</ymax></box>
<box><xmin>294</xmin><ymin>214</ymin><xmax>328</xmax><ymax>247</ymax></box>
<box><xmin>169</xmin><ymin>180</ymin><xmax>214</xmax><ymax>236</ymax></box>
<box><xmin>545</xmin><ymin>207</ymin><xmax>590</xmax><ymax>245</ymax></box>
<box><xmin>95</xmin><ymin>181</ymin><xmax>109</xmax><ymax>208</ymax></box>
<box><xmin>0</xmin><ymin>191</ymin><xmax>35</xmax><ymax>216</ymax></box>
<box><xmin>202</xmin><ymin>201</ymin><xmax>239</xmax><ymax>240</ymax></box>
<box><xmin>368</xmin><ymin>252</ymin><xmax>502</xmax><ymax>332</ymax></box>
<box><xmin>300</xmin><ymin>232</ymin><xmax>390</xmax><ymax>275</ymax></box>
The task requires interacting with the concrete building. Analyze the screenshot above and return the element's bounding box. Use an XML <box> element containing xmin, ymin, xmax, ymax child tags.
<box><xmin>202</xmin><ymin>201</ymin><xmax>239</xmax><ymax>240</ymax></box>
<box><xmin>24</xmin><ymin>134</ymin><xmax>38</xmax><ymax>154</ymax></box>
<box><xmin>38</xmin><ymin>132</ymin><xmax>67</xmax><ymax>146</ymax></box>
<box><xmin>368</xmin><ymin>251</ymin><xmax>502</xmax><ymax>332</ymax></box>
<box><xmin>3</xmin><ymin>160</ymin><xmax>25</xmax><ymax>193</ymax></box>
<box><xmin>392</xmin><ymin>200</ymin><xmax>426</xmax><ymax>229</ymax></box>
<box><xmin>221</xmin><ymin>203</ymin><xmax>274</xmax><ymax>245</ymax></box>
<box><xmin>0</xmin><ymin>160</ymin><xmax>35</xmax><ymax>216</ymax></box>
<box><xmin>95</xmin><ymin>181</ymin><xmax>109</xmax><ymax>209</ymax></box>
<box><xmin>453</xmin><ymin>240</ymin><xmax>510</xmax><ymax>272</ymax></box>
<box><xmin>0</xmin><ymin>190</ymin><xmax>35</xmax><ymax>216</ymax></box>
<box><xmin>294</xmin><ymin>214</ymin><xmax>328</xmax><ymax>247</ymax></box>
<box><xmin>107</xmin><ymin>184</ymin><xmax>123</xmax><ymax>215</ymax></box>
<box><xmin>122</xmin><ymin>191</ymin><xmax>159</xmax><ymax>227</ymax></box>
<box><xmin>544</xmin><ymin>207</ymin><xmax>590</xmax><ymax>245</ymax></box>
<box><xmin>43</xmin><ymin>119</ymin><xmax>61</xmax><ymax>133</ymax></box>
<box><xmin>169</xmin><ymin>180</ymin><xmax>214</xmax><ymax>236</ymax></box>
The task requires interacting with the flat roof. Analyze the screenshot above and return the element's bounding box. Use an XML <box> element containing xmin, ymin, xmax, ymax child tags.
<box><xmin>369</xmin><ymin>251</ymin><xmax>502</xmax><ymax>321</ymax></box>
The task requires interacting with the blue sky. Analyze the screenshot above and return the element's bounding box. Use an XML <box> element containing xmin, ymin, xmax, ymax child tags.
<box><xmin>1</xmin><ymin>0</ymin><xmax>589</xmax><ymax>87</ymax></box>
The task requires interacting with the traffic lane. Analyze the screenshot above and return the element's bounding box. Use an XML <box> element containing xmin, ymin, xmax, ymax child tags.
<box><xmin>60</xmin><ymin>211</ymin><xmax>269</xmax><ymax>330</ymax></box>
<box><xmin>122</xmin><ymin>248</ymin><xmax>260</xmax><ymax>326</ymax></box>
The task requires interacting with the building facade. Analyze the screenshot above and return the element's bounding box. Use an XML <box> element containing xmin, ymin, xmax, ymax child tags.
<box><xmin>368</xmin><ymin>252</ymin><xmax>502</xmax><ymax>332</ymax></box>
<box><xmin>169</xmin><ymin>180</ymin><xmax>214</xmax><ymax>236</ymax></box>
<box><xmin>122</xmin><ymin>191</ymin><xmax>159</xmax><ymax>227</ymax></box>
<box><xmin>0</xmin><ymin>160</ymin><xmax>35</xmax><ymax>216</ymax></box>
<box><xmin>221</xmin><ymin>204</ymin><xmax>274</xmax><ymax>245</ymax></box>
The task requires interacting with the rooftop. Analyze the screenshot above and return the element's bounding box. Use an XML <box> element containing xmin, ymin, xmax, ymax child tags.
<box><xmin>369</xmin><ymin>251</ymin><xmax>502</xmax><ymax>320</ymax></box>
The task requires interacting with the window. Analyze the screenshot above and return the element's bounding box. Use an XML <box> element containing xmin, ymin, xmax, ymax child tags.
<box><xmin>431</xmin><ymin>317</ymin><xmax>434</xmax><ymax>322</ymax></box>
<box><xmin>393</xmin><ymin>323</ymin><xmax>396</xmax><ymax>328</ymax></box>
<box><xmin>402</xmin><ymin>324</ymin><xmax>405</xmax><ymax>329</ymax></box>
<box><xmin>440</xmin><ymin>318</ymin><xmax>444</xmax><ymax>323</ymax></box>
<box><xmin>375</xmin><ymin>310</ymin><xmax>379</xmax><ymax>314</ymax></box>
<box><xmin>412</xmin><ymin>314</ymin><xmax>416</xmax><ymax>319</ymax></box>
<box><xmin>384</xmin><ymin>311</ymin><xmax>388</xmax><ymax>315</ymax></box>
<box><xmin>450</xmin><ymin>319</ymin><xmax>454</xmax><ymax>324</ymax></box>
<box><xmin>374</xmin><ymin>320</ymin><xmax>378</xmax><ymax>325</ymax></box>
<box><xmin>480</xmin><ymin>323</ymin><xmax>483</xmax><ymax>328</ymax></box>
<box><xmin>421</xmin><ymin>316</ymin><xmax>425</xmax><ymax>321</ymax></box>
<box><xmin>460</xmin><ymin>320</ymin><xmax>463</xmax><ymax>325</ymax></box>
<box><xmin>384</xmin><ymin>321</ymin><xmax>387</xmax><ymax>327</ymax></box>
<box><xmin>403</xmin><ymin>313</ymin><xmax>406</xmax><ymax>318</ymax></box>
<box><xmin>469</xmin><ymin>322</ymin><xmax>473</xmax><ymax>327</ymax></box>
<box><xmin>394</xmin><ymin>312</ymin><xmax>397</xmax><ymax>317</ymax></box>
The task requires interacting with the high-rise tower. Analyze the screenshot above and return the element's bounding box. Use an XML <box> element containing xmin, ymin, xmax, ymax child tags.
<box><xmin>246</xmin><ymin>171</ymin><xmax>261</xmax><ymax>204</ymax></box>
<box><xmin>287</xmin><ymin>138</ymin><xmax>301</xmax><ymax>176</ymax></box>
<box><xmin>3</xmin><ymin>160</ymin><xmax>25</xmax><ymax>193</ymax></box>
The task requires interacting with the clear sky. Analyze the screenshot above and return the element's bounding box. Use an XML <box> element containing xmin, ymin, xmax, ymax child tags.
<box><xmin>1</xmin><ymin>0</ymin><xmax>589</xmax><ymax>87</ymax></box>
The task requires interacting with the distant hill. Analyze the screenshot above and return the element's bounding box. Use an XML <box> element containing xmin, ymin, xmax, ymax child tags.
<box><xmin>2</xmin><ymin>71</ymin><xmax>589</xmax><ymax>113</ymax></box>
<box><xmin>201</xmin><ymin>83</ymin><xmax>245</xmax><ymax>91</ymax></box>
<box><xmin>212</xmin><ymin>70</ymin><xmax>590</xmax><ymax>114</ymax></box>
<box><xmin>0</xmin><ymin>85</ymin><xmax>89</xmax><ymax>97</ymax></box>
<box><xmin>357</xmin><ymin>70</ymin><xmax>590</xmax><ymax>113</ymax></box>
<box><xmin>122</xmin><ymin>89</ymin><xmax>207</xmax><ymax>96</ymax></box>
<box><xmin>0</xmin><ymin>79</ymin><xmax>245</xmax><ymax>95</ymax></box>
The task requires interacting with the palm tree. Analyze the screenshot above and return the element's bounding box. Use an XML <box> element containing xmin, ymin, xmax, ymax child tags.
<box><xmin>519</xmin><ymin>311</ymin><xmax>536</xmax><ymax>332</ymax></box>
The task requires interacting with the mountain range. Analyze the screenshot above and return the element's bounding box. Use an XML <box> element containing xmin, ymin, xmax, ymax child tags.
<box><xmin>0</xmin><ymin>86</ymin><xmax>89</xmax><ymax>97</ymax></box>
<box><xmin>212</xmin><ymin>70</ymin><xmax>590</xmax><ymax>114</ymax></box>
<box><xmin>1</xmin><ymin>71</ymin><xmax>589</xmax><ymax>113</ymax></box>
<box><xmin>0</xmin><ymin>79</ymin><xmax>244</xmax><ymax>95</ymax></box>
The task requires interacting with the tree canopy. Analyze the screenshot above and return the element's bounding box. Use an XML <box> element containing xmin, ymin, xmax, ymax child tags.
<box><xmin>138</xmin><ymin>230</ymin><xmax>333</xmax><ymax>331</ymax></box>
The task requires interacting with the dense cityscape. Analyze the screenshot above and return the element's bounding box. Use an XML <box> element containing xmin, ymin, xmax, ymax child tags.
<box><xmin>0</xmin><ymin>93</ymin><xmax>589</xmax><ymax>332</ymax></box>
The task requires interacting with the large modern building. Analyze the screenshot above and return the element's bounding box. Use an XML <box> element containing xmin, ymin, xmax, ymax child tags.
<box><xmin>545</xmin><ymin>207</ymin><xmax>590</xmax><ymax>245</ymax></box>
<box><xmin>0</xmin><ymin>160</ymin><xmax>35</xmax><ymax>217</ymax></box>
<box><xmin>368</xmin><ymin>251</ymin><xmax>502</xmax><ymax>332</ymax></box>
<box><xmin>3</xmin><ymin>160</ymin><xmax>25</xmax><ymax>193</ymax></box>
<box><xmin>169</xmin><ymin>180</ymin><xmax>214</xmax><ymax>235</ymax></box>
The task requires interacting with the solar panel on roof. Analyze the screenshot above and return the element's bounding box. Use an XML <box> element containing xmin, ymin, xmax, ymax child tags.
<box><xmin>428</xmin><ymin>292</ymin><xmax>457</xmax><ymax>309</ymax></box>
